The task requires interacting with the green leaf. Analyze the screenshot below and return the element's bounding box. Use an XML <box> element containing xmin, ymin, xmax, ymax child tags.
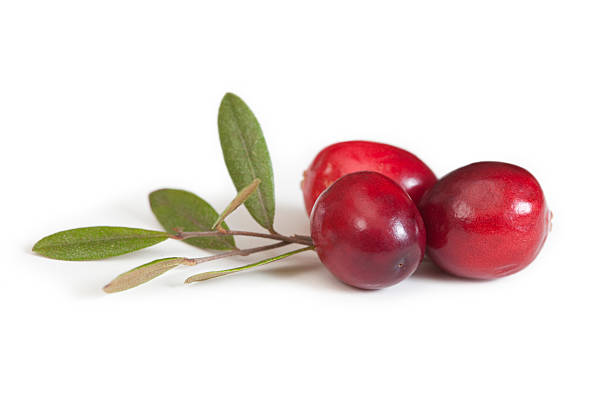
<box><xmin>185</xmin><ymin>246</ymin><xmax>314</xmax><ymax>284</ymax></box>
<box><xmin>103</xmin><ymin>257</ymin><xmax>185</xmax><ymax>293</ymax></box>
<box><xmin>33</xmin><ymin>227</ymin><xmax>169</xmax><ymax>261</ymax></box>
<box><xmin>149</xmin><ymin>189</ymin><xmax>236</xmax><ymax>250</ymax></box>
<box><xmin>218</xmin><ymin>93</ymin><xmax>276</xmax><ymax>232</ymax></box>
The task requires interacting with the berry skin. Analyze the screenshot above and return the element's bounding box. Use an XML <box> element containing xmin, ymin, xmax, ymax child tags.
<box><xmin>302</xmin><ymin>141</ymin><xmax>437</xmax><ymax>215</ymax></box>
<box><xmin>310</xmin><ymin>171</ymin><xmax>426</xmax><ymax>289</ymax></box>
<box><xmin>419</xmin><ymin>162</ymin><xmax>551</xmax><ymax>279</ymax></box>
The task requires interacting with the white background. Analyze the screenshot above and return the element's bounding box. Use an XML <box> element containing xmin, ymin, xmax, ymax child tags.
<box><xmin>1</xmin><ymin>1</ymin><xmax>610</xmax><ymax>407</ymax></box>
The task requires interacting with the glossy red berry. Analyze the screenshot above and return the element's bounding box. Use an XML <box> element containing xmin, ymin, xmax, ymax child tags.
<box><xmin>302</xmin><ymin>141</ymin><xmax>437</xmax><ymax>215</ymax></box>
<box><xmin>419</xmin><ymin>162</ymin><xmax>551</xmax><ymax>279</ymax></box>
<box><xmin>310</xmin><ymin>171</ymin><xmax>426</xmax><ymax>289</ymax></box>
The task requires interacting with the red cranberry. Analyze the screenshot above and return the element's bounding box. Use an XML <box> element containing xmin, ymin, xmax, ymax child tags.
<box><xmin>419</xmin><ymin>162</ymin><xmax>551</xmax><ymax>279</ymax></box>
<box><xmin>310</xmin><ymin>171</ymin><xmax>426</xmax><ymax>289</ymax></box>
<box><xmin>302</xmin><ymin>141</ymin><xmax>437</xmax><ymax>215</ymax></box>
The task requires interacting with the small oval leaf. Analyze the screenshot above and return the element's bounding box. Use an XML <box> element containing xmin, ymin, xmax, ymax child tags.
<box><xmin>218</xmin><ymin>93</ymin><xmax>276</xmax><ymax>232</ymax></box>
<box><xmin>185</xmin><ymin>246</ymin><xmax>313</xmax><ymax>284</ymax></box>
<box><xmin>103</xmin><ymin>257</ymin><xmax>185</xmax><ymax>293</ymax></box>
<box><xmin>149</xmin><ymin>189</ymin><xmax>236</xmax><ymax>250</ymax></box>
<box><xmin>212</xmin><ymin>178</ymin><xmax>261</xmax><ymax>230</ymax></box>
<box><xmin>33</xmin><ymin>227</ymin><xmax>169</xmax><ymax>261</ymax></box>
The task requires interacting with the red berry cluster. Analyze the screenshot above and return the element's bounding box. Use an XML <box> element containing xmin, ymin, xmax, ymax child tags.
<box><xmin>303</xmin><ymin>141</ymin><xmax>550</xmax><ymax>289</ymax></box>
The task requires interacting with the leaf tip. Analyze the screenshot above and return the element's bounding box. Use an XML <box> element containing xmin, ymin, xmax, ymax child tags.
<box><xmin>102</xmin><ymin>278</ymin><xmax>123</xmax><ymax>294</ymax></box>
<box><xmin>220</xmin><ymin>92</ymin><xmax>247</xmax><ymax>111</ymax></box>
<box><xmin>32</xmin><ymin>237</ymin><xmax>52</xmax><ymax>258</ymax></box>
<box><xmin>222</xmin><ymin>92</ymin><xmax>238</xmax><ymax>100</ymax></box>
<box><xmin>184</xmin><ymin>272</ymin><xmax>207</xmax><ymax>284</ymax></box>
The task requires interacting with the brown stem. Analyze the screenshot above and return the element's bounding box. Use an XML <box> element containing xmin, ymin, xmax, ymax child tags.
<box><xmin>293</xmin><ymin>234</ymin><xmax>313</xmax><ymax>242</ymax></box>
<box><xmin>172</xmin><ymin>229</ymin><xmax>312</xmax><ymax>245</ymax></box>
<box><xmin>183</xmin><ymin>241</ymin><xmax>291</xmax><ymax>265</ymax></box>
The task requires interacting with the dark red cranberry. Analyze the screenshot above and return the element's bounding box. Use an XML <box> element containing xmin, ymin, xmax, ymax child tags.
<box><xmin>419</xmin><ymin>162</ymin><xmax>551</xmax><ymax>279</ymax></box>
<box><xmin>302</xmin><ymin>141</ymin><xmax>437</xmax><ymax>215</ymax></box>
<box><xmin>310</xmin><ymin>171</ymin><xmax>426</xmax><ymax>289</ymax></box>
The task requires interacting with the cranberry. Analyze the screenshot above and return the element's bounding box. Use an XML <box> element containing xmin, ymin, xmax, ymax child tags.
<box><xmin>310</xmin><ymin>171</ymin><xmax>426</xmax><ymax>289</ymax></box>
<box><xmin>419</xmin><ymin>162</ymin><xmax>551</xmax><ymax>279</ymax></box>
<box><xmin>302</xmin><ymin>141</ymin><xmax>437</xmax><ymax>215</ymax></box>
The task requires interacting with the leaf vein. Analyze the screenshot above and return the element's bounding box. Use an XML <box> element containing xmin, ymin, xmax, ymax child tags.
<box><xmin>37</xmin><ymin>234</ymin><xmax>168</xmax><ymax>249</ymax></box>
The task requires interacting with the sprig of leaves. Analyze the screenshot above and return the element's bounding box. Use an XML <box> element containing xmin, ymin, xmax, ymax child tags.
<box><xmin>33</xmin><ymin>92</ymin><xmax>313</xmax><ymax>293</ymax></box>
